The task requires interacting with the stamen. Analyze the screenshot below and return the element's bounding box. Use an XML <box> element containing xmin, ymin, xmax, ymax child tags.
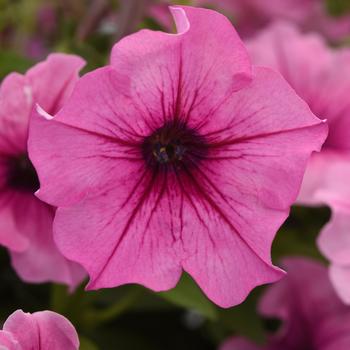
<box><xmin>141</xmin><ymin>121</ymin><xmax>208</xmax><ymax>171</ymax></box>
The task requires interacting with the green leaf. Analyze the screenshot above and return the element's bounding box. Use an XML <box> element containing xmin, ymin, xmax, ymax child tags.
<box><xmin>217</xmin><ymin>288</ymin><xmax>265</xmax><ymax>343</ymax></box>
<box><xmin>0</xmin><ymin>51</ymin><xmax>34</xmax><ymax>79</ymax></box>
<box><xmin>326</xmin><ymin>0</ymin><xmax>350</xmax><ymax>17</ymax></box>
<box><xmin>158</xmin><ymin>273</ymin><xmax>218</xmax><ymax>320</ymax></box>
<box><xmin>272</xmin><ymin>206</ymin><xmax>330</xmax><ymax>261</ymax></box>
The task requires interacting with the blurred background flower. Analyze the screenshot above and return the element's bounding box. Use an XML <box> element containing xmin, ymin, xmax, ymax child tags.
<box><xmin>221</xmin><ymin>258</ymin><xmax>350</xmax><ymax>350</ymax></box>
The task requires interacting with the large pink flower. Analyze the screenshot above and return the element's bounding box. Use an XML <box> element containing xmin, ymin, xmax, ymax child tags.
<box><xmin>221</xmin><ymin>258</ymin><xmax>350</xmax><ymax>350</ymax></box>
<box><xmin>247</xmin><ymin>21</ymin><xmax>350</xmax><ymax>304</ymax></box>
<box><xmin>29</xmin><ymin>6</ymin><xmax>327</xmax><ymax>307</ymax></box>
<box><xmin>0</xmin><ymin>309</ymin><xmax>79</xmax><ymax>350</ymax></box>
<box><xmin>0</xmin><ymin>54</ymin><xmax>86</xmax><ymax>286</ymax></box>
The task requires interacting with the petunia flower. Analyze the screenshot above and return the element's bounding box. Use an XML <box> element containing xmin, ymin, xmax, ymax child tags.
<box><xmin>29</xmin><ymin>6</ymin><xmax>327</xmax><ymax>307</ymax></box>
<box><xmin>220</xmin><ymin>258</ymin><xmax>350</xmax><ymax>350</ymax></box>
<box><xmin>247</xmin><ymin>21</ymin><xmax>350</xmax><ymax>304</ymax></box>
<box><xmin>0</xmin><ymin>309</ymin><xmax>79</xmax><ymax>350</ymax></box>
<box><xmin>0</xmin><ymin>54</ymin><xmax>86</xmax><ymax>287</ymax></box>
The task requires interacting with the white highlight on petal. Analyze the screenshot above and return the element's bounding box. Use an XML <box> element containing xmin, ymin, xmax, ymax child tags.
<box><xmin>169</xmin><ymin>6</ymin><xmax>190</xmax><ymax>34</ymax></box>
<box><xmin>36</xmin><ymin>104</ymin><xmax>54</xmax><ymax>120</ymax></box>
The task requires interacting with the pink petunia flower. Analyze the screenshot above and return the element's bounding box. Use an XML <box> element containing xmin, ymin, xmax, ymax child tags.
<box><xmin>247</xmin><ymin>21</ymin><xmax>350</xmax><ymax>304</ymax></box>
<box><xmin>29</xmin><ymin>6</ymin><xmax>327</xmax><ymax>307</ymax></box>
<box><xmin>0</xmin><ymin>54</ymin><xmax>86</xmax><ymax>287</ymax></box>
<box><xmin>220</xmin><ymin>258</ymin><xmax>350</xmax><ymax>350</ymax></box>
<box><xmin>0</xmin><ymin>309</ymin><xmax>79</xmax><ymax>350</ymax></box>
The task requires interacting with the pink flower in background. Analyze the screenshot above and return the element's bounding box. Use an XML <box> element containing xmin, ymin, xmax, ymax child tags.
<box><xmin>37</xmin><ymin>4</ymin><xmax>57</xmax><ymax>35</ymax></box>
<box><xmin>199</xmin><ymin>0</ymin><xmax>350</xmax><ymax>40</ymax></box>
<box><xmin>25</xmin><ymin>37</ymin><xmax>47</xmax><ymax>60</ymax></box>
<box><xmin>319</xmin><ymin>206</ymin><xmax>350</xmax><ymax>304</ymax></box>
<box><xmin>247</xmin><ymin>21</ymin><xmax>350</xmax><ymax>304</ymax></box>
<box><xmin>0</xmin><ymin>54</ymin><xmax>86</xmax><ymax>287</ymax></box>
<box><xmin>0</xmin><ymin>309</ymin><xmax>79</xmax><ymax>350</ymax></box>
<box><xmin>148</xmin><ymin>2</ymin><xmax>174</xmax><ymax>31</ymax></box>
<box><xmin>29</xmin><ymin>6</ymin><xmax>326</xmax><ymax>307</ymax></box>
<box><xmin>253</xmin><ymin>0</ymin><xmax>350</xmax><ymax>41</ymax></box>
<box><xmin>24</xmin><ymin>4</ymin><xmax>58</xmax><ymax>59</ymax></box>
<box><xmin>221</xmin><ymin>258</ymin><xmax>350</xmax><ymax>350</ymax></box>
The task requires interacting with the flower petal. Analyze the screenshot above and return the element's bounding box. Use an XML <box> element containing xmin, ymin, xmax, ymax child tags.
<box><xmin>39</xmin><ymin>6</ymin><xmax>251</xmax><ymax>143</ymax></box>
<box><xmin>0</xmin><ymin>197</ymin><xmax>29</xmax><ymax>252</ymax></box>
<box><xmin>246</xmin><ymin>21</ymin><xmax>333</xmax><ymax>105</ymax></box>
<box><xmin>247</xmin><ymin>21</ymin><xmax>350</xmax><ymax>150</ymax></box>
<box><xmin>29</xmin><ymin>67</ymin><xmax>149</xmax><ymax>207</ymax></box>
<box><xmin>110</xmin><ymin>5</ymin><xmax>252</xmax><ymax>119</ymax></box>
<box><xmin>3</xmin><ymin>310</ymin><xmax>79</xmax><ymax>350</ymax></box>
<box><xmin>259</xmin><ymin>258</ymin><xmax>349</xmax><ymax>341</ymax></box>
<box><xmin>298</xmin><ymin>152</ymin><xmax>350</xmax><ymax>206</ymax></box>
<box><xmin>53</xmin><ymin>153</ymin><xmax>283</xmax><ymax>306</ymax></box>
<box><xmin>0</xmin><ymin>331</ymin><xmax>19</xmax><ymax>350</ymax></box>
<box><xmin>191</xmin><ymin>66</ymin><xmax>327</xmax><ymax>265</ymax></box>
<box><xmin>318</xmin><ymin>207</ymin><xmax>350</xmax><ymax>266</ymax></box>
<box><xmin>26</xmin><ymin>53</ymin><xmax>85</xmax><ymax>115</ymax></box>
<box><xmin>330</xmin><ymin>265</ymin><xmax>350</xmax><ymax>305</ymax></box>
<box><xmin>9</xmin><ymin>195</ymin><xmax>85</xmax><ymax>287</ymax></box>
<box><xmin>54</xmin><ymin>172</ymin><xmax>183</xmax><ymax>292</ymax></box>
<box><xmin>0</xmin><ymin>73</ymin><xmax>32</xmax><ymax>153</ymax></box>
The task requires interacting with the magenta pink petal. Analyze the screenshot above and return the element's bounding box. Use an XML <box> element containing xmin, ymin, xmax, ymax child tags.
<box><xmin>27</xmin><ymin>53</ymin><xmax>85</xmax><ymax>115</ymax></box>
<box><xmin>0</xmin><ymin>331</ymin><xmax>19</xmax><ymax>350</ymax></box>
<box><xmin>54</xmin><ymin>182</ymin><xmax>183</xmax><ymax>292</ymax></box>
<box><xmin>330</xmin><ymin>265</ymin><xmax>350</xmax><ymax>305</ymax></box>
<box><xmin>221</xmin><ymin>258</ymin><xmax>350</xmax><ymax>349</ymax></box>
<box><xmin>298</xmin><ymin>152</ymin><xmax>350</xmax><ymax>206</ymax></box>
<box><xmin>0</xmin><ymin>203</ymin><xmax>29</xmax><ymax>252</ymax></box>
<box><xmin>3</xmin><ymin>310</ymin><xmax>79</xmax><ymax>350</ymax></box>
<box><xmin>30</xmin><ymin>67</ymin><xmax>146</xmax><ymax>207</ymax></box>
<box><xmin>259</xmin><ymin>258</ymin><xmax>350</xmax><ymax>349</ymax></box>
<box><xmin>9</xmin><ymin>195</ymin><xmax>85</xmax><ymax>286</ymax></box>
<box><xmin>0</xmin><ymin>73</ymin><xmax>32</xmax><ymax>154</ymax></box>
<box><xmin>318</xmin><ymin>207</ymin><xmax>350</xmax><ymax>266</ymax></box>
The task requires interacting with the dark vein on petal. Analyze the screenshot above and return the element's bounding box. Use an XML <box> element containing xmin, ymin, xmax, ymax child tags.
<box><xmin>181</xmin><ymin>164</ymin><xmax>276</xmax><ymax>268</ymax></box>
<box><xmin>208</xmin><ymin>123</ymin><xmax>322</xmax><ymax>149</ymax></box>
<box><xmin>173</xmin><ymin>168</ymin><xmax>216</xmax><ymax>248</ymax></box>
<box><xmin>92</xmin><ymin>167</ymin><xmax>159</xmax><ymax>286</ymax></box>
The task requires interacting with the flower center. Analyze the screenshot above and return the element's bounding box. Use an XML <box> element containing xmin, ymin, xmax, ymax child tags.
<box><xmin>152</xmin><ymin>141</ymin><xmax>186</xmax><ymax>164</ymax></box>
<box><xmin>6</xmin><ymin>154</ymin><xmax>40</xmax><ymax>192</ymax></box>
<box><xmin>141</xmin><ymin>121</ymin><xmax>208</xmax><ymax>171</ymax></box>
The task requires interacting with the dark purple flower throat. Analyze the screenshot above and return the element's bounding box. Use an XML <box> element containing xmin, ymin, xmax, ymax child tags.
<box><xmin>6</xmin><ymin>153</ymin><xmax>40</xmax><ymax>192</ymax></box>
<box><xmin>141</xmin><ymin>120</ymin><xmax>209</xmax><ymax>171</ymax></box>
